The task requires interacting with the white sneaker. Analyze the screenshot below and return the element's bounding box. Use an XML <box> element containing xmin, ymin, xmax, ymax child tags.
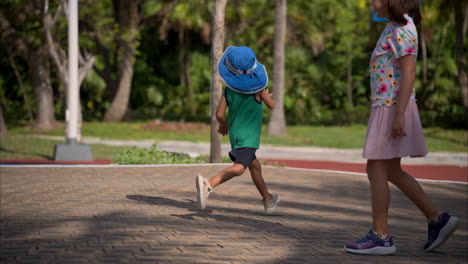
<box><xmin>263</xmin><ymin>193</ymin><xmax>280</xmax><ymax>214</ymax></box>
<box><xmin>196</xmin><ymin>175</ymin><xmax>212</xmax><ymax>209</ymax></box>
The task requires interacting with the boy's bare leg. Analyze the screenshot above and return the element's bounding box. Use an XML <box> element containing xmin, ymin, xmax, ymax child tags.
<box><xmin>208</xmin><ymin>162</ymin><xmax>245</xmax><ymax>188</ymax></box>
<box><xmin>248</xmin><ymin>159</ymin><xmax>273</xmax><ymax>200</ymax></box>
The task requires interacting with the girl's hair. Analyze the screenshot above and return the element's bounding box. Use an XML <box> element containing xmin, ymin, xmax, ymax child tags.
<box><xmin>387</xmin><ymin>0</ymin><xmax>421</xmax><ymax>25</ymax></box>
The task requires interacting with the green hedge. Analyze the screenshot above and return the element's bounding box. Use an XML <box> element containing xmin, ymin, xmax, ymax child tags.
<box><xmin>113</xmin><ymin>144</ymin><xmax>231</xmax><ymax>165</ymax></box>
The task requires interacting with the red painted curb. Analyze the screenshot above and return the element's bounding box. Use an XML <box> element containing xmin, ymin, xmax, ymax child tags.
<box><xmin>262</xmin><ymin>159</ymin><xmax>468</xmax><ymax>183</ymax></box>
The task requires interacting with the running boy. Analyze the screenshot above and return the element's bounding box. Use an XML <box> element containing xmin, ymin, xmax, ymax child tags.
<box><xmin>196</xmin><ymin>46</ymin><xmax>280</xmax><ymax>214</ymax></box>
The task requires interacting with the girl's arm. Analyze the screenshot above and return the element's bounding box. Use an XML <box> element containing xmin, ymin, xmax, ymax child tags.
<box><xmin>392</xmin><ymin>55</ymin><xmax>416</xmax><ymax>138</ymax></box>
<box><xmin>258</xmin><ymin>88</ymin><xmax>276</xmax><ymax>110</ymax></box>
<box><xmin>216</xmin><ymin>94</ymin><xmax>228</xmax><ymax>136</ymax></box>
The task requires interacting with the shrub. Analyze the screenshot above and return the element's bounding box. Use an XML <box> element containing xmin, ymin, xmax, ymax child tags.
<box><xmin>113</xmin><ymin>144</ymin><xmax>231</xmax><ymax>165</ymax></box>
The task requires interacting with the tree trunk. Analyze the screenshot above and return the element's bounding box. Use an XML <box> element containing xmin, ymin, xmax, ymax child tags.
<box><xmin>267</xmin><ymin>0</ymin><xmax>287</xmax><ymax>136</ymax></box>
<box><xmin>92</xmin><ymin>36</ymin><xmax>118</xmax><ymax>101</ymax></box>
<box><xmin>8</xmin><ymin>53</ymin><xmax>34</xmax><ymax>124</ymax></box>
<box><xmin>346</xmin><ymin>42</ymin><xmax>354</xmax><ymax>108</ymax></box>
<box><xmin>455</xmin><ymin>1</ymin><xmax>468</xmax><ymax>121</ymax></box>
<box><xmin>464</xmin><ymin>6</ymin><xmax>468</xmax><ymax>38</ymax></box>
<box><xmin>0</xmin><ymin>5</ymin><xmax>56</xmax><ymax>131</ymax></box>
<box><xmin>30</xmin><ymin>44</ymin><xmax>56</xmax><ymax>131</ymax></box>
<box><xmin>346</xmin><ymin>41</ymin><xmax>354</xmax><ymax>124</ymax></box>
<box><xmin>104</xmin><ymin>0</ymin><xmax>139</xmax><ymax>122</ymax></box>
<box><xmin>0</xmin><ymin>104</ymin><xmax>8</xmax><ymax>137</ymax></box>
<box><xmin>421</xmin><ymin>29</ymin><xmax>428</xmax><ymax>87</ymax></box>
<box><xmin>179</xmin><ymin>28</ymin><xmax>194</xmax><ymax>115</ymax></box>
<box><xmin>209</xmin><ymin>0</ymin><xmax>227</xmax><ymax>163</ymax></box>
<box><xmin>179</xmin><ymin>27</ymin><xmax>186</xmax><ymax>88</ymax></box>
<box><xmin>184</xmin><ymin>30</ymin><xmax>194</xmax><ymax>115</ymax></box>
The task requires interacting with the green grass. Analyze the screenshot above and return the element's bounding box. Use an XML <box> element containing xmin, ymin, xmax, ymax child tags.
<box><xmin>263</xmin><ymin>125</ymin><xmax>368</xmax><ymax>148</ymax></box>
<box><xmin>10</xmin><ymin>122</ymin><xmax>212</xmax><ymax>141</ymax></box>
<box><xmin>266</xmin><ymin>126</ymin><xmax>468</xmax><ymax>152</ymax></box>
<box><xmin>423</xmin><ymin>128</ymin><xmax>468</xmax><ymax>153</ymax></box>
<box><xmin>7</xmin><ymin>122</ymin><xmax>468</xmax><ymax>154</ymax></box>
<box><xmin>0</xmin><ymin>135</ymin><xmax>128</xmax><ymax>160</ymax></box>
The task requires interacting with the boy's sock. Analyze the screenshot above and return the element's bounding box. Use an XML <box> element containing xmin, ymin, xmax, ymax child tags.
<box><xmin>262</xmin><ymin>193</ymin><xmax>274</xmax><ymax>201</ymax></box>
<box><xmin>205</xmin><ymin>179</ymin><xmax>213</xmax><ymax>192</ymax></box>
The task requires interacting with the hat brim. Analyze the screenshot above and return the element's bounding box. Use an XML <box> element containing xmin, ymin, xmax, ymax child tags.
<box><xmin>217</xmin><ymin>46</ymin><xmax>269</xmax><ymax>94</ymax></box>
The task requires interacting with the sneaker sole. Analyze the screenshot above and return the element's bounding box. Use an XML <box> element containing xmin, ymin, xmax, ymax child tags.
<box><xmin>195</xmin><ymin>175</ymin><xmax>206</xmax><ymax>209</ymax></box>
<box><xmin>344</xmin><ymin>245</ymin><xmax>397</xmax><ymax>255</ymax></box>
<box><xmin>425</xmin><ymin>216</ymin><xmax>460</xmax><ymax>252</ymax></box>
<box><xmin>265</xmin><ymin>194</ymin><xmax>281</xmax><ymax>215</ymax></box>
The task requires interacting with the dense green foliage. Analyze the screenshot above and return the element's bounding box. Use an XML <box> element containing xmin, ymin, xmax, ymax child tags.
<box><xmin>1</xmin><ymin>0</ymin><xmax>466</xmax><ymax>128</ymax></box>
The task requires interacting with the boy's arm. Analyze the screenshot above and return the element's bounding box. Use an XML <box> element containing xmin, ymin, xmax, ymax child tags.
<box><xmin>216</xmin><ymin>94</ymin><xmax>228</xmax><ymax>136</ymax></box>
<box><xmin>259</xmin><ymin>88</ymin><xmax>275</xmax><ymax>109</ymax></box>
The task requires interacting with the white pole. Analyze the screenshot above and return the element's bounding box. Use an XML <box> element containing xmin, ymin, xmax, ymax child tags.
<box><xmin>67</xmin><ymin>0</ymin><xmax>79</xmax><ymax>143</ymax></box>
<box><xmin>54</xmin><ymin>0</ymin><xmax>92</xmax><ymax>160</ymax></box>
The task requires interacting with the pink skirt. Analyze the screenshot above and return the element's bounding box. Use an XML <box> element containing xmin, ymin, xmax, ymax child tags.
<box><xmin>363</xmin><ymin>100</ymin><xmax>428</xmax><ymax>160</ymax></box>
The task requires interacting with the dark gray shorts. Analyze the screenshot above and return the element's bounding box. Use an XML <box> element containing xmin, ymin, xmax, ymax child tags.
<box><xmin>228</xmin><ymin>147</ymin><xmax>257</xmax><ymax>168</ymax></box>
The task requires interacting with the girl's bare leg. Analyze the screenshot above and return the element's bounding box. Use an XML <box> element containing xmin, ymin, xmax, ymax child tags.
<box><xmin>387</xmin><ymin>158</ymin><xmax>440</xmax><ymax>220</ymax></box>
<box><xmin>367</xmin><ymin>159</ymin><xmax>392</xmax><ymax>235</ymax></box>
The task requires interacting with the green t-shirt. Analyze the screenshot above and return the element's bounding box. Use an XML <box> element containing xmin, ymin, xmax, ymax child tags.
<box><xmin>225</xmin><ymin>88</ymin><xmax>263</xmax><ymax>150</ymax></box>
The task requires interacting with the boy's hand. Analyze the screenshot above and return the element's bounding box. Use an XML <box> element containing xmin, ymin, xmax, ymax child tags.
<box><xmin>262</xmin><ymin>88</ymin><xmax>273</xmax><ymax>97</ymax></box>
<box><xmin>218</xmin><ymin>122</ymin><xmax>228</xmax><ymax>136</ymax></box>
<box><xmin>259</xmin><ymin>88</ymin><xmax>276</xmax><ymax>110</ymax></box>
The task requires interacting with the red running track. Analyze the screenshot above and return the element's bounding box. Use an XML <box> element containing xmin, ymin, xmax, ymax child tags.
<box><xmin>262</xmin><ymin>159</ymin><xmax>468</xmax><ymax>183</ymax></box>
<box><xmin>1</xmin><ymin>158</ymin><xmax>466</xmax><ymax>183</ymax></box>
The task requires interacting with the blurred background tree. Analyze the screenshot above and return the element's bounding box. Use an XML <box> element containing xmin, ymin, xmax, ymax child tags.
<box><xmin>0</xmin><ymin>0</ymin><xmax>466</xmax><ymax>130</ymax></box>
<box><xmin>1</xmin><ymin>0</ymin><xmax>57</xmax><ymax>130</ymax></box>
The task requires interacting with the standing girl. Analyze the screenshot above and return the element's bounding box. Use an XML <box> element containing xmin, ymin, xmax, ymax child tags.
<box><xmin>344</xmin><ymin>0</ymin><xmax>459</xmax><ymax>255</ymax></box>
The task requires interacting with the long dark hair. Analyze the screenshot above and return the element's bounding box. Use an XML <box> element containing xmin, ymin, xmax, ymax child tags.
<box><xmin>387</xmin><ymin>0</ymin><xmax>421</xmax><ymax>25</ymax></box>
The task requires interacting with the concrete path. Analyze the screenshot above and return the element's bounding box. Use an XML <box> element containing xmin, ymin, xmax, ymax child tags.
<box><xmin>1</xmin><ymin>165</ymin><xmax>466</xmax><ymax>264</ymax></box>
<box><xmin>34</xmin><ymin>136</ymin><xmax>467</xmax><ymax>166</ymax></box>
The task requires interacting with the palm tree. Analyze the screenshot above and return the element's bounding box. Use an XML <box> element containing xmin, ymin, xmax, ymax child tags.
<box><xmin>210</xmin><ymin>0</ymin><xmax>227</xmax><ymax>163</ymax></box>
<box><xmin>454</xmin><ymin>0</ymin><xmax>467</xmax><ymax>121</ymax></box>
<box><xmin>0</xmin><ymin>104</ymin><xmax>7</xmax><ymax>136</ymax></box>
<box><xmin>103</xmin><ymin>0</ymin><xmax>140</xmax><ymax>122</ymax></box>
<box><xmin>267</xmin><ymin>0</ymin><xmax>287</xmax><ymax>136</ymax></box>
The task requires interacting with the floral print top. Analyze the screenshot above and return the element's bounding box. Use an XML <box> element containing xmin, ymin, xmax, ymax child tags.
<box><xmin>370</xmin><ymin>14</ymin><xmax>418</xmax><ymax>107</ymax></box>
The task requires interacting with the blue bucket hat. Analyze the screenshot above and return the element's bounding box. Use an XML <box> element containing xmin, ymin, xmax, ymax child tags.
<box><xmin>217</xmin><ymin>46</ymin><xmax>268</xmax><ymax>94</ymax></box>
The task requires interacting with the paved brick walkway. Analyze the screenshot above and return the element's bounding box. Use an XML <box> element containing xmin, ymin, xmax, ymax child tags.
<box><xmin>1</xmin><ymin>165</ymin><xmax>467</xmax><ymax>264</ymax></box>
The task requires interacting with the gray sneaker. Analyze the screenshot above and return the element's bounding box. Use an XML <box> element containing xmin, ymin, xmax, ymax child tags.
<box><xmin>196</xmin><ymin>175</ymin><xmax>212</xmax><ymax>209</ymax></box>
<box><xmin>263</xmin><ymin>193</ymin><xmax>280</xmax><ymax>214</ymax></box>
